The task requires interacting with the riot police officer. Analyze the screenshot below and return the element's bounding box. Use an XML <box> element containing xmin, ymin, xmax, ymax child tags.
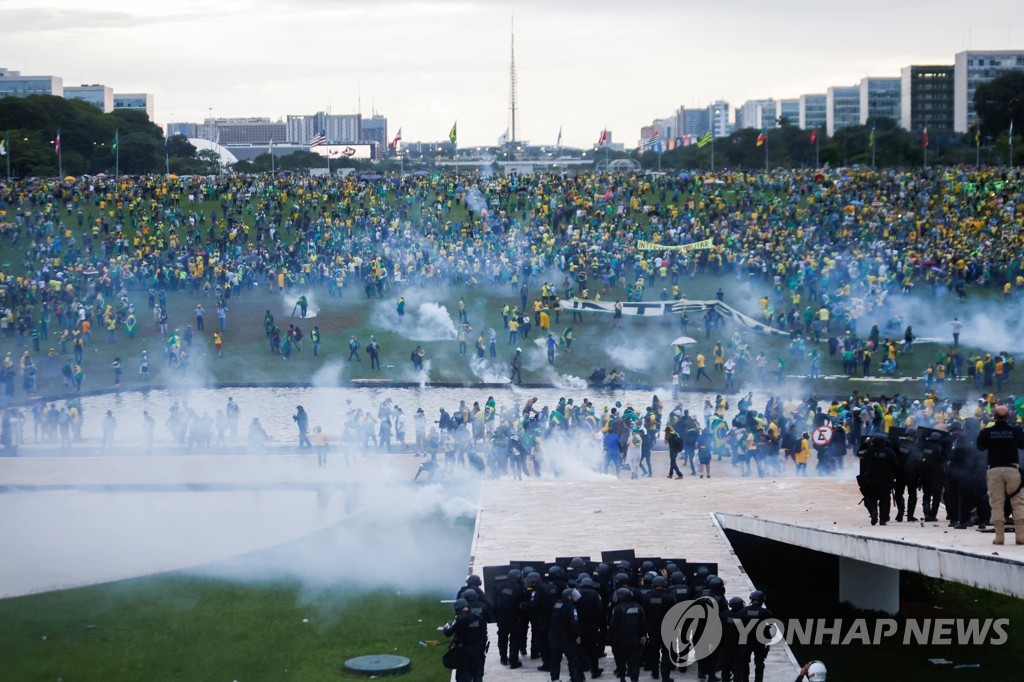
<box><xmin>609</xmin><ymin>587</ymin><xmax>648</xmax><ymax>682</ymax></box>
<box><xmin>744</xmin><ymin>590</ymin><xmax>773</xmax><ymax>682</ymax></box>
<box><xmin>642</xmin><ymin>576</ymin><xmax>677</xmax><ymax>681</ymax></box>
<box><xmin>857</xmin><ymin>434</ymin><xmax>897</xmax><ymax>525</ymax></box>
<box><xmin>549</xmin><ymin>588</ymin><xmax>585</xmax><ymax>682</ymax></box>
<box><xmin>718</xmin><ymin>597</ymin><xmax>747</xmax><ymax>682</ymax></box>
<box><xmin>576</xmin><ymin>576</ymin><xmax>606</xmax><ymax>678</ymax></box>
<box><xmin>442</xmin><ymin>598</ymin><xmax>487</xmax><ymax>682</ymax></box>
<box><xmin>920</xmin><ymin>431</ymin><xmax>948</xmax><ymax>522</ymax></box>
<box><xmin>525</xmin><ymin>572</ymin><xmax>554</xmax><ymax>671</ymax></box>
<box><xmin>894</xmin><ymin>429</ymin><xmax>923</xmax><ymax>522</ymax></box>
<box><xmin>494</xmin><ymin>569</ymin><xmax>528</xmax><ymax>668</ymax></box>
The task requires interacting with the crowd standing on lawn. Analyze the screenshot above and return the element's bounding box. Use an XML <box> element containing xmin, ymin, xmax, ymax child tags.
<box><xmin>0</xmin><ymin>168</ymin><xmax>1023</xmax><ymax>400</ymax></box>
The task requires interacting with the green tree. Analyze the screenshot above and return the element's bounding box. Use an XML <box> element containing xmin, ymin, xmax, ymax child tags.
<box><xmin>974</xmin><ymin>71</ymin><xmax>1024</xmax><ymax>138</ymax></box>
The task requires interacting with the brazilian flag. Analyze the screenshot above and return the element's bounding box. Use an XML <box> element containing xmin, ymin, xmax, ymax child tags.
<box><xmin>711</xmin><ymin>417</ymin><xmax>729</xmax><ymax>449</ymax></box>
<box><xmin>449</xmin><ymin>121</ymin><xmax>457</xmax><ymax>144</ymax></box>
<box><xmin>124</xmin><ymin>314</ymin><xmax>137</xmax><ymax>336</ymax></box>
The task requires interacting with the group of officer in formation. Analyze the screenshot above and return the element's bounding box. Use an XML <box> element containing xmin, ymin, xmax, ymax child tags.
<box><xmin>856</xmin><ymin>403</ymin><xmax>1024</xmax><ymax>544</ymax></box>
<box><xmin>443</xmin><ymin>558</ymin><xmax>773</xmax><ymax>682</ymax></box>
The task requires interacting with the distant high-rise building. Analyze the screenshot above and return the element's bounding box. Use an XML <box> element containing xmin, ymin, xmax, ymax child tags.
<box><xmin>113</xmin><ymin>93</ymin><xmax>155</xmax><ymax>121</ymax></box>
<box><xmin>0</xmin><ymin>67</ymin><xmax>63</xmax><ymax>98</ymax></box>
<box><xmin>859</xmin><ymin>77</ymin><xmax>901</xmax><ymax>125</ymax></box>
<box><xmin>65</xmin><ymin>84</ymin><xmax>113</xmax><ymax>113</ymax></box>
<box><xmin>900</xmin><ymin>65</ymin><xmax>955</xmax><ymax>133</ymax></box>
<box><xmin>288</xmin><ymin>112</ymin><xmax>362</xmax><ymax>144</ymax></box>
<box><xmin>676</xmin><ymin>107</ymin><xmax>711</xmax><ymax>136</ymax></box>
<box><xmin>737</xmin><ymin>99</ymin><xmax>778</xmax><ymax>130</ymax></box>
<box><xmin>826</xmin><ymin>86</ymin><xmax>861</xmax><ymax>136</ymax></box>
<box><xmin>201</xmin><ymin>117</ymin><xmax>286</xmax><ymax>145</ymax></box>
<box><xmin>778</xmin><ymin>99</ymin><xmax>800</xmax><ymax>126</ymax></box>
<box><xmin>708</xmin><ymin>101</ymin><xmax>731</xmax><ymax>138</ymax></box>
<box><xmin>954</xmin><ymin>50</ymin><xmax>1024</xmax><ymax>132</ymax></box>
<box><xmin>799</xmin><ymin>94</ymin><xmax>827</xmax><ymax>131</ymax></box>
<box><xmin>361</xmin><ymin>114</ymin><xmax>388</xmax><ymax>159</ymax></box>
<box><xmin>166</xmin><ymin>122</ymin><xmax>199</xmax><ymax>138</ymax></box>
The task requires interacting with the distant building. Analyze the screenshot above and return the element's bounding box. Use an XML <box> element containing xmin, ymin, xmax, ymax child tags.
<box><xmin>859</xmin><ymin>77</ymin><xmax>901</xmax><ymax>125</ymax></box>
<box><xmin>200</xmin><ymin>117</ymin><xmax>286</xmax><ymax>145</ymax></box>
<box><xmin>900</xmin><ymin>65</ymin><xmax>955</xmax><ymax>134</ymax></box>
<box><xmin>0</xmin><ymin>67</ymin><xmax>63</xmax><ymax>98</ymax></box>
<box><xmin>166</xmin><ymin>122</ymin><xmax>199</xmax><ymax>138</ymax></box>
<box><xmin>113</xmin><ymin>93</ymin><xmax>155</xmax><ymax>121</ymax></box>
<box><xmin>778</xmin><ymin>99</ymin><xmax>800</xmax><ymax>126</ymax></box>
<box><xmin>737</xmin><ymin>99</ymin><xmax>777</xmax><ymax>130</ymax></box>
<box><xmin>287</xmin><ymin>112</ymin><xmax>362</xmax><ymax>144</ymax></box>
<box><xmin>799</xmin><ymin>94</ymin><xmax>827</xmax><ymax>131</ymax></box>
<box><xmin>826</xmin><ymin>86</ymin><xmax>861</xmax><ymax>136</ymax></box>
<box><xmin>708</xmin><ymin>101</ymin><xmax>731</xmax><ymax>138</ymax></box>
<box><xmin>954</xmin><ymin>50</ymin><xmax>1024</xmax><ymax>132</ymax></box>
<box><xmin>65</xmin><ymin>84</ymin><xmax>113</xmax><ymax>113</ymax></box>
<box><xmin>675</xmin><ymin>107</ymin><xmax>711</xmax><ymax>136</ymax></box>
<box><xmin>360</xmin><ymin>114</ymin><xmax>388</xmax><ymax>159</ymax></box>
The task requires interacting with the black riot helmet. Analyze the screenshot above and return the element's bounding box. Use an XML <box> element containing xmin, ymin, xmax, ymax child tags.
<box><xmin>462</xmin><ymin>589</ymin><xmax>478</xmax><ymax>603</ymax></box>
<box><xmin>749</xmin><ymin>590</ymin><xmax>765</xmax><ymax>605</ymax></box>
<box><xmin>507</xmin><ymin>569</ymin><xmax>523</xmax><ymax>582</ymax></box>
<box><xmin>615</xmin><ymin>587</ymin><xmax>634</xmax><ymax>602</ymax></box>
<box><xmin>579</xmin><ymin>576</ymin><xmax>595</xmax><ymax>588</ymax></box>
<box><xmin>617</xmin><ymin>560</ymin><xmax>632</xmax><ymax>572</ymax></box>
<box><xmin>466</xmin><ymin>575</ymin><xmax>482</xmax><ymax>586</ymax></box>
<box><xmin>570</xmin><ymin>557</ymin><xmax>586</xmax><ymax>570</ymax></box>
<box><xmin>652</xmin><ymin>576</ymin><xmax>669</xmax><ymax>589</ymax></box>
<box><xmin>596</xmin><ymin>563</ymin><xmax>611</xmax><ymax>577</ymax></box>
<box><xmin>453</xmin><ymin>598</ymin><xmax>469</xmax><ymax>612</ymax></box>
<box><xmin>549</xmin><ymin>565</ymin><xmax>566</xmax><ymax>579</ymax></box>
<box><xmin>728</xmin><ymin>597</ymin><xmax>745</xmax><ymax>610</ymax></box>
<box><xmin>670</xmin><ymin>571</ymin><xmax>687</xmax><ymax>585</ymax></box>
<box><xmin>614</xmin><ymin>573</ymin><xmax>630</xmax><ymax>587</ymax></box>
<box><xmin>525</xmin><ymin>572</ymin><xmax>542</xmax><ymax>588</ymax></box>
<box><xmin>641</xmin><ymin>560</ymin><xmax>656</xmax><ymax>573</ymax></box>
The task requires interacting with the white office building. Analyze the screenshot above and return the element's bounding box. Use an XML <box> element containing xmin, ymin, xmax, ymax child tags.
<box><xmin>709</xmin><ymin>101</ymin><xmax>731</xmax><ymax>138</ymax></box>
<box><xmin>65</xmin><ymin>84</ymin><xmax>114</xmax><ymax>112</ymax></box>
<box><xmin>778</xmin><ymin>99</ymin><xmax>800</xmax><ymax>126</ymax></box>
<box><xmin>114</xmin><ymin>93</ymin><xmax>155</xmax><ymax>121</ymax></box>
<box><xmin>859</xmin><ymin>77</ymin><xmax>901</xmax><ymax>125</ymax></box>
<box><xmin>826</xmin><ymin>86</ymin><xmax>861</xmax><ymax>136</ymax></box>
<box><xmin>799</xmin><ymin>94</ymin><xmax>827</xmax><ymax>131</ymax></box>
<box><xmin>0</xmin><ymin>68</ymin><xmax>63</xmax><ymax>98</ymax></box>
<box><xmin>737</xmin><ymin>99</ymin><xmax>778</xmax><ymax>130</ymax></box>
<box><xmin>954</xmin><ymin>50</ymin><xmax>1024</xmax><ymax>132</ymax></box>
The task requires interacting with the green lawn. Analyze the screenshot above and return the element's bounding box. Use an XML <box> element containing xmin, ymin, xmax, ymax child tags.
<box><xmin>0</xmin><ymin>577</ymin><xmax>453</xmax><ymax>682</ymax></box>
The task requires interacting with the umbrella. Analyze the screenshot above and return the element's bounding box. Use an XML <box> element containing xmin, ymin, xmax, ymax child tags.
<box><xmin>671</xmin><ymin>336</ymin><xmax>698</xmax><ymax>346</ymax></box>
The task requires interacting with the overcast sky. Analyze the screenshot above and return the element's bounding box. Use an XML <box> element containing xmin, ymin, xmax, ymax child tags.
<box><xmin>1</xmin><ymin>0</ymin><xmax>1021</xmax><ymax>147</ymax></box>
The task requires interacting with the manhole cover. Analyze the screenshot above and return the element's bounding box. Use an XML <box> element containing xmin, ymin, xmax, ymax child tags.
<box><xmin>343</xmin><ymin>654</ymin><xmax>411</xmax><ymax>676</ymax></box>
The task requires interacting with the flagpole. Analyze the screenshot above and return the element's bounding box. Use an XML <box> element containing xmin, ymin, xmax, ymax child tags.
<box><xmin>1011</xmin><ymin>121</ymin><xmax>1015</xmax><ymax>166</ymax></box>
<box><xmin>5</xmin><ymin>131</ymin><xmax>10</xmax><ymax>181</ymax></box>
<box><xmin>815</xmin><ymin>131</ymin><xmax>819</xmax><ymax>168</ymax></box>
<box><xmin>923</xmin><ymin>121</ymin><xmax>927</xmax><ymax>169</ymax></box>
<box><xmin>764</xmin><ymin>132</ymin><xmax>768</xmax><ymax>172</ymax></box>
<box><xmin>115</xmin><ymin>128</ymin><xmax>119</xmax><ymax>179</ymax></box>
<box><xmin>711</xmin><ymin>130</ymin><xmax>715</xmax><ymax>172</ymax></box>
<box><xmin>270</xmin><ymin>140</ymin><xmax>275</xmax><ymax>174</ymax></box>
<box><xmin>58</xmin><ymin>129</ymin><xmax>62</xmax><ymax>178</ymax></box>
<box><xmin>165</xmin><ymin>136</ymin><xmax>170</xmax><ymax>175</ymax></box>
<box><xmin>871</xmin><ymin>127</ymin><xmax>876</xmax><ymax>169</ymax></box>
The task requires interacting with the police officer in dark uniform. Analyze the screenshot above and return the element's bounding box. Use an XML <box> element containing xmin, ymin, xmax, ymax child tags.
<box><xmin>576</xmin><ymin>576</ymin><xmax>606</xmax><ymax>678</ymax></box>
<box><xmin>525</xmin><ymin>572</ymin><xmax>554</xmax><ymax>671</ymax></box>
<box><xmin>495</xmin><ymin>568</ymin><xmax>528</xmax><ymax>668</ymax></box>
<box><xmin>609</xmin><ymin>587</ymin><xmax>648</xmax><ymax>682</ymax></box>
<box><xmin>945</xmin><ymin>422</ymin><xmax>967</xmax><ymax>527</ymax></box>
<box><xmin>549</xmin><ymin>588</ymin><xmax>586</xmax><ymax>682</ymax></box>
<box><xmin>461</xmin><ymin>589</ymin><xmax>491</xmax><ymax>679</ymax></box>
<box><xmin>697</xmin><ymin>576</ymin><xmax>728</xmax><ymax>682</ymax></box>
<box><xmin>667</xmin><ymin>572</ymin><xmax>691</xmax><ymax>674</ymax></box>
<box><xmin>718</xmin><ymin>597</ymin><xmax>747</xmax><ymax>682</ymax></box>
<box><xmin>857</xmin><ymin>434</ymin><xmax>897</xmax><ymax>525</ymax></box>
<box><xmin>642</xmin><ymin>576</ymin><xmax>677</xmax><ymax>681</ymax></box>
<box><xmin>744</xmin><ymin>590</ymin><xmax>773</xmax><ymax>682</ymax></box>
<box><xmin>457</xmin><ymin>575</ymin><xmax>490</xmax><ymax>606</ymax></box>
<box><xmin>920</xmin><ymin>431</ymin><xmax>948</xmax><ymax>522</ymax></box>
<box><xmin>894</xmin><ymin>429</ymin><xmax>923</xmax><ymax>522</ymax></box>
<box><xmin>442</xmin><ymin>598</ymin><xmax>487</xmax><ymax>682</ymax></box>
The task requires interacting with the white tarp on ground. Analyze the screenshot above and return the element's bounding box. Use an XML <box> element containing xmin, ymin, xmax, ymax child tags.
<box><xmin>558</xmin><ymin>299</ymin><xmax>790</xmax><ymax>337</ymax></box>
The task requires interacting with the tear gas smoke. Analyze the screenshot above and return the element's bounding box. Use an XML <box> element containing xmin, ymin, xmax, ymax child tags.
<box><xmin>282</xmin><ymin>291</ymin><xmax>320</xmax><ymax>319</ymax></box>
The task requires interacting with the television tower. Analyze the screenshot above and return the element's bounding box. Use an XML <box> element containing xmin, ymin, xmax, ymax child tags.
<box><xmin>508</xmin><ymin>15</ymin><xmax>518</xmax><ymax>159</ymax></box>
